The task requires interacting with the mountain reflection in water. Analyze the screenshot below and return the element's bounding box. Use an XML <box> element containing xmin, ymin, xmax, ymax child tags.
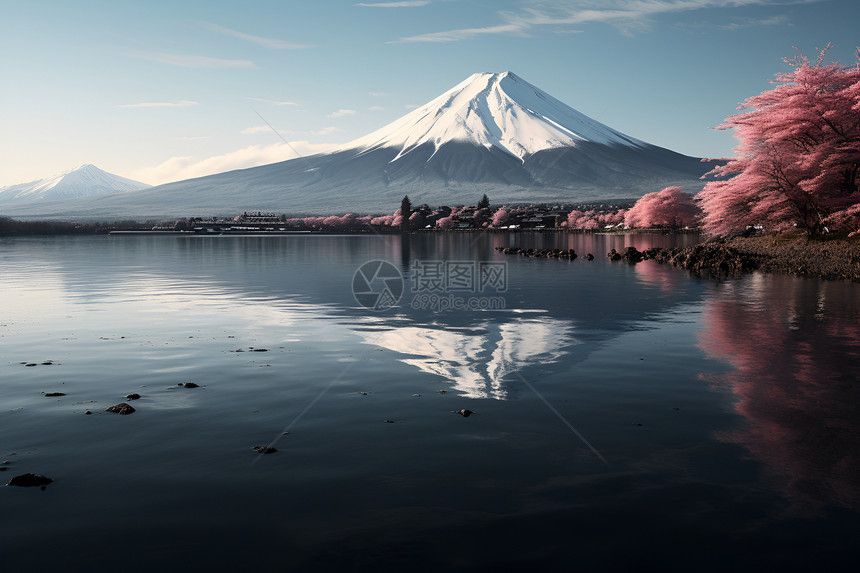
<box><xmin>356</xmin><ymin>316</ymin><xmax>576</xmax><ymax>399</ymax></box>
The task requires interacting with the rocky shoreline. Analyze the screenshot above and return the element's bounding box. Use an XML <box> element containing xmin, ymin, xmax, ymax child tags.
<box><xmin>723</xmin><ymin>236</ymin><xmax>860</xmax><ymax>281</ymax></box>
<box><xmin>654</xmin><ymin>237</ymin><xmax>860</xmax><ymax>282</ymax></box>
<box><xmin>497</xmin><ymin>236</ymin><xmax>860</xmax><ymax>282</ymax></box>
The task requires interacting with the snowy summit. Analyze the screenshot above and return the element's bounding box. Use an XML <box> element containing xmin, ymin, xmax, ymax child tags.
<box><xmin>0</xmin><ymin>164</ymin><xmax>150</xmax><ymax>205</ymax></box>
<box><xmin>341</xmin><ymin>71</ymin><xmax>645</xmax><ymax>161</ymax></box>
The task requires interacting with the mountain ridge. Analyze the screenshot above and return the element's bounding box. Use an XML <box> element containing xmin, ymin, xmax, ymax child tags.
<box><xmin>0</xmin><ymin>164</ymin><xmax>150</xmax><ymax>205</ymax></box>
<box><xmin>3</xmin><ymin>72</ymin><xmax>716</xmax><ymax>219</ymax></box>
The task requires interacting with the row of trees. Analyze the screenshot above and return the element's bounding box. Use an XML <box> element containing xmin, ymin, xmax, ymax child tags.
<box><xmin>0</xmin><ymin>217</ymin><xmax>154</xmax><ymax>235</ymax></box>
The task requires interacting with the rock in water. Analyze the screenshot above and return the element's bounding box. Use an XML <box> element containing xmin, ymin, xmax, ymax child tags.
<box><xmin>455</xmin><ymin>409</ymin><xmax>474</xmax><ymax>417</ymax></box>
<box><xmin>252</xmin><ymin>446</ymin><xmax>277</xmax><ymax>454</ymax></box>
<box><xmin>621</xmin><ymin>247</ymin><xmax>644</xmax><ymax>263</ymax></box>
<box><xmin>125</xmin><ymin>393</ymin><xmax>141</xmax><ymax>400</ymax></box>
<box><xmin>7</xmin><ymin>473</ymin><xmax>53</xmax><ymax>487</ymax></box>
<box><xmin>178</xmin><ymin>382</ymin><xmax>200</xmax><ymax>388</ymax></box>
<box><xmin>106</xmin><ymin>403</ymin><xmax>135</xmax><ymax>415</ymax></box>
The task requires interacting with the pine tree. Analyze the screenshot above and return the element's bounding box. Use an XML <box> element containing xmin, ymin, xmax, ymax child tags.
<box><xmin>400</xmin><ymin>195</ymin><xmax>412</xmax><ymax>233</ymax></box>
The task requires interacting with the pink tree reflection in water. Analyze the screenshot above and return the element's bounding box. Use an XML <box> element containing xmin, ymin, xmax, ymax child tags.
<box><xmin>698</xmin><ymin>275</ymin><xmax>860</xmax><ymax>512</ymax></box>
<box><xmin>633</xmin><ymin>260</ymin><xmax>683</xmax><ymax>295</ymax></box>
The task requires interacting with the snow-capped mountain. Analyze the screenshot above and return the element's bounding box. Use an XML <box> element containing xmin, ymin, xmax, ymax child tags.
<box><xmin>3</xmin><ymin>73</ymin><xmax>717</xmax><ymax>219</ymax></box>
<box><xmin>342</xmin><ymin>71</ymin><xmax>645</xmax><ymax>160</ymax></box>
<box><xmin>0</xmin><ymin>164</ymin><xmax>150</xmax><ymax>205</ymax></box>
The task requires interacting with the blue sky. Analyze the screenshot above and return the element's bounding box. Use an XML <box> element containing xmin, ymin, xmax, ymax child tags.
<box><xmin>1</xmin><ymin>0</ymin><xmax>857</xmax><ymax>187</ymax></box>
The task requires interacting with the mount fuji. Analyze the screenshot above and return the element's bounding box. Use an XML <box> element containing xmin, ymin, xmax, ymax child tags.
<box><xmin>4</xmin><ymin>72</ymin><xmax>716</xmax><ymax>218</ymax></box>
<box><xmin>0</xmin><ymin>164</ymin><xmax>150</xmax><ymax>206</ymax></box>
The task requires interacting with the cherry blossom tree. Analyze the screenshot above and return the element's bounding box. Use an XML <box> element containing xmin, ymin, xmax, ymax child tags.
<box><xmin>625</xmin><ymin>187</ymin><xmax>699</xmax><ymax>229</ymax></box>
<box><xmin>599</xmin><ymin>209</ymin><xmax>627</xmax><ymax>226</ymax></box>
<box><xmin>566</xmin><ymin>209</ymin><xmax>601</xmax><ymax>230</ymax></box>
<box><xmin>436</xmin><ymin>216</ymin><xmax>455</xmax><ymax>229</ymax></box>
<box><xmin>491</xmin><ymin>208</ymin><xmax>509</xmax><ymax>227</ymax></box>
<box><xmin>699</xmin><ymin>45</ymin><xmax>860</xmax><ymax>236</ymax></box>
<box><xmin>370</xmin><ymin>215</ymin><xmax>395</xmax><ymax>226</ymax></box>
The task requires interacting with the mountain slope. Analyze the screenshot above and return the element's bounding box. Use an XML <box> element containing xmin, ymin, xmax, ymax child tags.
<box><xmin>0</xmin><ymin>164</ymin><xmax>150</xmax><ymax>205</ymax></box>
<box><xmin>3</xmin><ymin>73</ymin><xmax>716</xmax><ymax>219</ymax></box>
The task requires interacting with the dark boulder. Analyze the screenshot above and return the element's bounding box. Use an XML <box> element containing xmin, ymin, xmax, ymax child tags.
<box><xmin>7</xmin><ymin>473</ymin><xmax>53</xmax><ymax>487</ymax></box>
<box><xmin>106</xmin><ymin>403</ymin><xmax>135</xmax><ymax>415</ymax></box>
<box><xmin>621</xmin><ymin>247</ymin><xmax>644</xmax><ymax>263</ymax></box>
<box><xmin>607</xmin><ymin>249</ymin><xmax>622</xmax><ymax>261</ymax></box>
<box><xmin>252</xmin><ymin>446</ymin><xmax>277</xmax><ymax>454</ymax></box>
<box><xmin>642</xmin><ymin>247</ymin><xmax>662</xmax><ymax>260</ymax></box>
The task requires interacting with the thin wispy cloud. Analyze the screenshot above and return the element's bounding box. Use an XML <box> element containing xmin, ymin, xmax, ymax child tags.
<box><xmin>369</xmin><ymin>91</ymin><xmax>390</xmax><ymax>97</ymax></box>
<box><xmin>247</xmin><ymin>97</ymin><xmax>299</xmax><ymax>106</ymax></box>
<box><xmin>356</xmin><ymin>1</ymin><xmax>431</xmax><ymax>7</ymax></box>
<box><xmin>394</xmin><ymin>23</ymin><xmax>522</xmax><ymax>43</ymax></box>
<box><xmin>116</xmin><ymin>100</ymin><xmax>200</xmax><ymax>108</ymax></box>
<box><xmin>718</xmin><ymin>15</ymin><xmax>792</xmax><ymax>30</ymax></box>
<box><xmin>328</xmin><ymin>108</ymin><xmax>357</xmax><ymax>118</ymax></box>
<box><xmin>392</xmin><ymin>0</ymin><xmax>815</xmax><ymax>42</ymax></box>
<box><xmin>131</xmin><ymin>141</ymin><xmax>339</xmax><ymax>186</ymax></box>
<box><xmin>132</xmin><ymin>51</ymin><xmax>256</xmax><ymax>68</ymax></box>
<box><xmin>201</xmin><ymin>22</ymin><xmax>313</xmax><ymax>49</ymax></box>
<box><xmin>675</xmin><ymin>13</ymin><xmax>794</xmax><ymax>31</ymax></box>
<box><xmin>369</xmin><ymin>105</ymin><xmax>385</xmax><ymax>111</ymax></box>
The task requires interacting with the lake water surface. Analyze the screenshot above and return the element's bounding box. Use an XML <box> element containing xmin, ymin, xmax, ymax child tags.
<box><xmin>2</xmin><ymin>233</ymin><xmax>859</xmax><ymax>572</ymax></box>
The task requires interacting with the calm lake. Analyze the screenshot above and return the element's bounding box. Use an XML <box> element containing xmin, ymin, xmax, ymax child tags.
<box><xmin>2</xmin><ymin>233</ymin><xmax>859</xmax><ymax>572</ymax></box>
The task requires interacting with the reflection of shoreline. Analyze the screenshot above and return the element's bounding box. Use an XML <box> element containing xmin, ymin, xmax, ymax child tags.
<box><xmin>357</xmin><ymin>317</ymin><xmax>576</xmax><ymax>399</ymax></box>
<box><xmin>698</xmin><ymin>275</ymin><xmax>860</xmax><ymax>512</ymax></box>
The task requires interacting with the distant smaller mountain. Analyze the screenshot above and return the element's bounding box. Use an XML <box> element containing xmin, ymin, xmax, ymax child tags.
<box><xmin>0</xmin><ymin>164</ymin><xmax>150</xmax><ymax>205</ymax></box>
